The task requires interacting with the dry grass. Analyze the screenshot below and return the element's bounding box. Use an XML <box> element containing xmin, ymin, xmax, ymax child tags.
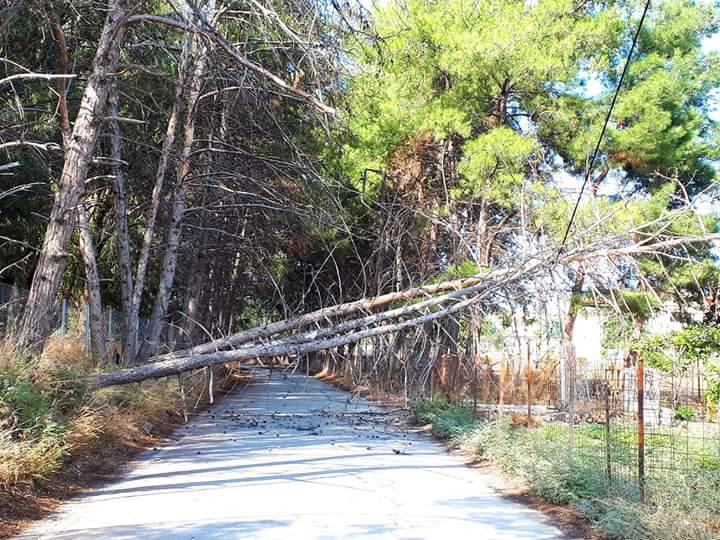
<box><xmin>40</xmin><ymin>336</ymin><xmax>93</xmax><ymax>369</ymax></box>
<box><xmin>0</xmin><ymin>337</ymin><xmax>249</xmax><ymax>538</ymax></box>
<box><xmin>0</xmin><ymin>336</ymin><xmax>229</xmax><ymax>491</ymax></box>
<box><xmin>0</xmin><ymin>338</ymin><xmax>18</xmax><ymax>369</ymax></box>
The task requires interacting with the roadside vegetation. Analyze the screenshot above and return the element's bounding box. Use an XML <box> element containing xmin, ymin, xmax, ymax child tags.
<box><xmin>2</xmin><ymin>0</ymin><xmax>720</xmax><ymax>537</ymax></box>
<box><xmin>0</xmin><ymin>339</ymin><xmax>233</xmax><ymax>529</ymax></box>
<box><xmin>415</xmin><ymin>399</ymin><xmax>720</xmax><ymax>540</ymax></box>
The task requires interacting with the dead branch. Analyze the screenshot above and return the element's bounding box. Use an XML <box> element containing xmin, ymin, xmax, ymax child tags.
<box><xmin>124</xmin><ymin>14</ymin><xmax>336</xmax><ymax>115</ymax></box>
<box><xmin>88</xmin><ymin>278</ymin><xmax>493</xmax><ymax>388</ymax></box>
<box><xmin>0</xmin><ymin>73</ymin><xmax>76</xmax><ymax>87</ymax></box>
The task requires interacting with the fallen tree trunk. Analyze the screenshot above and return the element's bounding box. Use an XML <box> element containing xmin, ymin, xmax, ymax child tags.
<box><xmin>154</xmin><ymin>261</ymin><xmax>530</xmax><ymax>364</ymax></box>
<box><xmin>164</xmin><ymin>272</ymin><xmax>501</xmax><ymax>359</ymax></box>
<box><xmin>168</xmin><ymin>230</ymin><xmax>708</xmax><ymax>360</ymax></box>
<box><xmin>83</xmin><ymin>232</ymin><xmax>720</xmax><ymax>388</ymax></box>
<box><xmin>88</xmin><ymin>278</ymin><xmax>495</xmax><ymax>388</ymax></box>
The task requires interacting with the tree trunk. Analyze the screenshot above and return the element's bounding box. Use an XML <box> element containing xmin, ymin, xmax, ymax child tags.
<box><xmin>179</xmin><ymin>201</ymin><xmax>211</xmax><ymax>344</ymax></box>
<box><xmin>16</xmin><ymin>0</ymin><xmax>130</xmax><ymax>353</ymax></box>
<box><xmin>136</xmin><ymin>28</ymin><xmax>210</xmax><ymax>362</ymax></box>
<box><xmin>475</xmin><ymin>199</ymin><xmax>489</xmax><ymax>266</ymax></box>
<box><xmin>181</xmin><ymin>254</ymin><xmax>207</xmax><ymax>344</ymax></box>
<box><xmin>125</xmin><ymin>36</ymin><xmax>194</xmax><ymax>361</ymax></box>
<box><xmin>77</xmin><ymin>204</ymin><xmax>108</xmax><ymax>363</ymax></box>
<box><xmin>394</xmin><ymin>241</ymin><xmax>403</xmax><ymax>292</ymax></box>
<box><xmin>108</xmin><ymin>86</ymin><xmax>134</xmax><ymax>359</ymax></box>
<box><xmin>561</xmin><ymin>265</ymin><xmax>585</xmax><ymax>407</ymax></box>
<box><xmin>564</xmin><ymin>265</ymin><xmax>585</xmax><ymax>348</ymax></box>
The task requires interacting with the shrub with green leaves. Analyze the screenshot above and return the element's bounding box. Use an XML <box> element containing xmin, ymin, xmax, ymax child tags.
<box><xmin>414</xmin><ymin>398</ymin><xmax>476</xmax><ymax>438</ymax></box>
<box><xmin>675</xmin><ymin>406</ymin><xmax>695</xmax><ymax>422</ymax></box>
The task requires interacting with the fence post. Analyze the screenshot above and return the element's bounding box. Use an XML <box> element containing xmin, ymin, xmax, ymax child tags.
<box><xmin>568</xmin><ymin>344</ymin><xmax>576</xmax><ymax>458</ymax></box>
<box><xmin>527</xmin><ymin>342</ymin><xmax>533</xmax><ymax>422</ymax></box>
<box><xmin>604</xmin><ymin>381</ymin><xmax>612</xmax><ymax>482</ymax></box>
<box><xmin>560</xmin><ymin>344</ymin><xmax>567</xmax><ymax>408</ymax></box>
<box><xmin>60</xmin><ymin>298</ymin><xmax>68</xmax><ymax>336</ymax></box>
<box><xmin>84</xmin><ymin>304</ymin><xmax>91</xmax><ymax>353</ymax></box>
<box><xmin>498</xmin><ymin>354</ymin><xmax>506</xmax><ymax>419</ymax></box>
<box><xmin>472</xmin><ymin>360</ymin><xmax>478</xmax><ymax>415</ymax></box>
<box><xmin>636</xmin><ymin>353</ymin><xmax>645</xmax><ymax>502</ymax></box>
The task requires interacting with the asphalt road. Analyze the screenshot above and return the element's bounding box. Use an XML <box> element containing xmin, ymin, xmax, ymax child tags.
<box><xmin>18</xmin><ymin>371</ymin><xmax>569</xmax><ymax>540</ymax></box>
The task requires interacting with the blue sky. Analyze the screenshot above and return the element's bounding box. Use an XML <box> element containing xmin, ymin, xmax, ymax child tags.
<box><xmin>704</xmin><ymin>34</ymin><xmax>720</xmax><ymax>122</ymax></box>
<box><xmin>705</xmin><ymin>33</ymin><xmax>720</xmax><ymax>53</ymax></box>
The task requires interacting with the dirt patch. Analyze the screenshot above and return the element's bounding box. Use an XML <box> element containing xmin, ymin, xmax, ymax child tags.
<box><xmin>505</xmin><ymin>492</ymin><xmax>607</xmax><ymax>540</ymax></box>
<box><xmin>0</xmin><ymin>369</ymin><xmax>251</xmax><ymax>539</ymax></box>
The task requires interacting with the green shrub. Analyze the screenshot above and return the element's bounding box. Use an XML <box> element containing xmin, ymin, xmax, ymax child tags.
<box><xmin>414</xmin><ymin>398</ymin><xmax>477</xmax><ymax>438</ymax></box>
<box><xmin>675</xmin><ymin>406</ymin><xmax>695</xmax><ymax>421</ymax></box>
<box><xmin>1</xmin><ymin>376</ymin><xmax>52</xmax><ymax>434</ymax></box>
<box><xmin>0</xmin><ymin>362</ymin><xmax>73</xmax><ymax>483</ymax></box>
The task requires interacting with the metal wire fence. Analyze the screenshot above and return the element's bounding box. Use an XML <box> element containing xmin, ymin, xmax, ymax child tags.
<box><xmin>0</xmin><ymin>283</ymin><xmax>186</xmax><ymax>357</ymax></box>
<box><xmin>439</xmin><ymin>343</ymin><xmax>720</xmax><ymax>497</ymax></box>
<box><xmin>567</xmin><ymin>354</ymin><xmax>719</xmax><ymax>497</ymax></box>
<box><xmin>364</xmin><ymin>319</ymin><xmax>720</xmax><ymax>497</ymax></box>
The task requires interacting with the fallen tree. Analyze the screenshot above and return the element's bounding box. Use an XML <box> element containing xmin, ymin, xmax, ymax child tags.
<box><xmin>81</xmin><ymin>231</ymin><xmax>720</xmax><ymax>389</ymax></box>
<box><xmin>89</xmin><ymin>274</ymin><xmax>501</xmax><ymax>388</ymax></box>
<box><xmin>163</xmin><ymin>271</ymin><xmax>505</xmax><ymax>359</ymax></box>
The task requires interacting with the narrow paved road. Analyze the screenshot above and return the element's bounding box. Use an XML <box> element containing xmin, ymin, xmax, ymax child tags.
<box><xmin>19</xmin><ymin>372</ymin><xmax>569</xmax><ymax>539</ymax></box>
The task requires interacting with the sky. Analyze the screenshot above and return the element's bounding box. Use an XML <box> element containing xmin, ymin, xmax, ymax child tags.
<box><xmin>549</xmin><ymin>33</ymin><xmax>720</xmax><ymax>215</ymax></box>
<box><xmin>704</xmin><ymin>34</ymin><xmax>720</xmax><ymax>123</ymax></box>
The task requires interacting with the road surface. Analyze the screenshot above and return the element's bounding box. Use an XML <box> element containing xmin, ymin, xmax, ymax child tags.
<box><xmin>18</xmin><ymin>371</ymin><xmax>569</xmax><ymax>539</ymax></box>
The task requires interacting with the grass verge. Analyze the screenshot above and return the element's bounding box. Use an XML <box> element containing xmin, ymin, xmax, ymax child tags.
<box><xmin>414</xmin><ymin>398</ymin><xmax>720</xmax><ymax>540</ymax></box>
<box><xmin>0</xmin><ymin>341</ymin><xmax>245</xmax><ymax>537</ymax></box>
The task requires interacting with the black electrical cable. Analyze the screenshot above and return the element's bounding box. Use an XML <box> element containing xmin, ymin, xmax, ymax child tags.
<box><xmin>557</xmin><ymin>0</ymin><xmax>651</xmax><ymax>259</ymax></box>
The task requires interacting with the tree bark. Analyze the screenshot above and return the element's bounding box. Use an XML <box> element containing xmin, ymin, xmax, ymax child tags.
<box><xmin>49</xmin><ymin>20</ymin><xmax>71</xmax><ymax>148</ymax></box>
<box><xmin>136</xmin><ymin>24</ymin><xmax>210</xmax><ymax>362</ymax></box>
<box><xmin>124</xmin><ymin>36</ymin><xmax>195</xmax><ymax>361</ymax></box>
<box><xmin>476</xmin><ymin>199</ymin><xmax>489</xmax><ymax>266</ymax></box>
<box><xmin>49</xmin><ymin>13</ymin><xmax>107</xmax><ymax>364</ymax></box>
<box><xmin>108</xmin><ymin>86</ymin><xmax>134</xmax><ymax>357</ymax></box>
<box><xmin>180</xmin><ymin>247</ymin><xmax>207</xmax><ymax>344</ymax></box>
<box><xmin>16</xmin><ymin>0</ymin><xmax>130</xmax><ymax>353</ymax></box>
<box><xmin>77</xmin><ymin>203</ymin><xmax>108</xmax><ymax>363</ymax></box>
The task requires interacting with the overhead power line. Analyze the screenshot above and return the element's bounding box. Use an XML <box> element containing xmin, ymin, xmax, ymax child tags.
<box><xmin>557</xmin><ymin>0</ymin><xmax>652</xmax><ymax>258</ymax></box>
